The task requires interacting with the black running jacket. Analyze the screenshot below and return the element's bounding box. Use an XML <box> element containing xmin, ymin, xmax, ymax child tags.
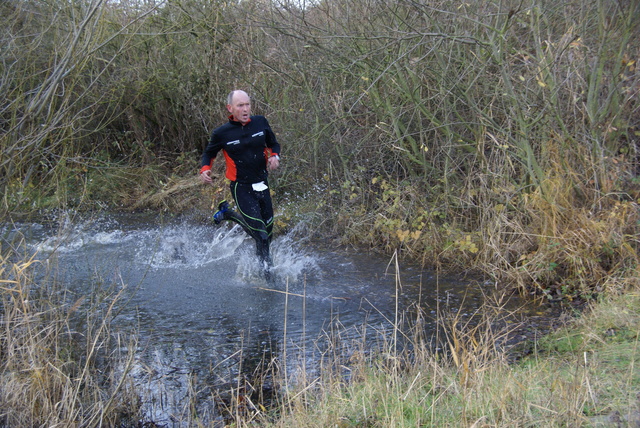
<box><xmin>200</xmin><ymin>115</ymin><xmax>281</xmax><ymax>184</ymax></box>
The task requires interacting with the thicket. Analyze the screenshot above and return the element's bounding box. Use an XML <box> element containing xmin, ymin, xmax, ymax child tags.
<box><xmin>1</xmin><ymin>0</ymin><xmax>639</xmax><ymax>299</ymax></box>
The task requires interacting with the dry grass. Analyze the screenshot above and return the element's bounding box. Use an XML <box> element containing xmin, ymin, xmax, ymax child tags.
<box><xmin>248</xmin><ymin>281</ymin><xmax>640</xmax><ymax>428</ymax></box>
<box><xmin>0</xmin><ymin>252</ymin><xmax>140</xmax><ymax>426</ymax></box>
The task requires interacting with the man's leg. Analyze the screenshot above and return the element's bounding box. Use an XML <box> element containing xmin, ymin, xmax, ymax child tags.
<box><xmin>231</xmin><ymin>182</ymin><xmax>273</xmax><ymax>268</ymax></box>
<box><xmin>259</xmin><ymin>188</ymin><xmax>275</xmax><ymax>241</ymax></box>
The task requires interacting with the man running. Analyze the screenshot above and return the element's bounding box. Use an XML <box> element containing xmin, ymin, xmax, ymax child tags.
<box><xmin>199</xmin><ymin>90</ymin><xmax>281</xmax><ymax>272</ymax></box>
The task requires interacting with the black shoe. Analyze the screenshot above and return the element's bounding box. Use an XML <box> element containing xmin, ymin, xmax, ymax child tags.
<box><xmin>213</xmin><ymin>200</ymin><xmax>229</xmax><ymax>224</ymax></box>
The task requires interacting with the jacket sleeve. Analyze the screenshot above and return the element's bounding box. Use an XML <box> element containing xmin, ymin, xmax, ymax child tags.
<box><xmin>200</xmin><ymin>131</ymin><xmax>223</xmax><ymax>173</ymax></box>
<box><xmin>264</xmin><ymin>119</ymin><xmax>281</xmax><ymax>156</ymax></box>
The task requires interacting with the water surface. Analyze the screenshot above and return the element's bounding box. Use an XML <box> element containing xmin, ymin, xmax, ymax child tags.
<box><xmin>6</xmin><ymin>212</ymin><xmax>557</xmax><ymax>425</ymax></box>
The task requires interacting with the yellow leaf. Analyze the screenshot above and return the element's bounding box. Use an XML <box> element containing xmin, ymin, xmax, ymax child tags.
<box><xmin>397</xmin><ymin>229</ymin><xmax>410</xmax><ymax>242</ymax></box>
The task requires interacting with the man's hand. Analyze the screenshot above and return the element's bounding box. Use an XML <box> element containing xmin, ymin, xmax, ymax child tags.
<box><xmin>200</xmin><ymin>170</ymin><xmax>213</xmax><ymax>184</ymax></box>
<box><xmin>267</xmin><ymin>156</ymin><xmax>280</xmax><ymax>172</ymax></box>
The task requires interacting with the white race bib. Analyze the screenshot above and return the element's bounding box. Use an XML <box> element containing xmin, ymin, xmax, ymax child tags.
<box><xmin>252</xmin><ymin>181</ymin><xmax>268</xmax><ymax>191</ymax></box>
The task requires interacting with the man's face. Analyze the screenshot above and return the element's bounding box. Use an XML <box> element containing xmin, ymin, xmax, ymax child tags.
<box><xmin>227</xmin><ymin>91</ymin><xmax>251</xmax><ymax>125</ymax></box>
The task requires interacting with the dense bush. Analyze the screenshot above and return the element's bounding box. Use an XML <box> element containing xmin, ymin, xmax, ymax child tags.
<box><xmin>1</xmin><ymin>0</ymin><xmax>638</xmax><ymax>297</ymax></box>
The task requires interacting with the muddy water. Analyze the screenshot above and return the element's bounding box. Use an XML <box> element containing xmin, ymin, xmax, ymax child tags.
<box><xmin>8</xmin><ymin>212</ymin><xmax>560</xmax><ymax>425</ymax></box>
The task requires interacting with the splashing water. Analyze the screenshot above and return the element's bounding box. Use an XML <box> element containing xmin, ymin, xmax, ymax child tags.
<box><xmin>20</xmin><ymin>212</ymin><xmax>318</xmax><ymax>285</ymax></box>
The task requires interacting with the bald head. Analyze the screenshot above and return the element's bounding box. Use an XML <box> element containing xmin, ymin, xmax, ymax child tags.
<box><xmin>226</xmin><ymin>90</ymin><xmax>252</xmax><ymax>124</ymax></box>
<box><xmin>227</xmin><ymin>90</ymin><xmax>249</xmax><ymax>105</ymax></box>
